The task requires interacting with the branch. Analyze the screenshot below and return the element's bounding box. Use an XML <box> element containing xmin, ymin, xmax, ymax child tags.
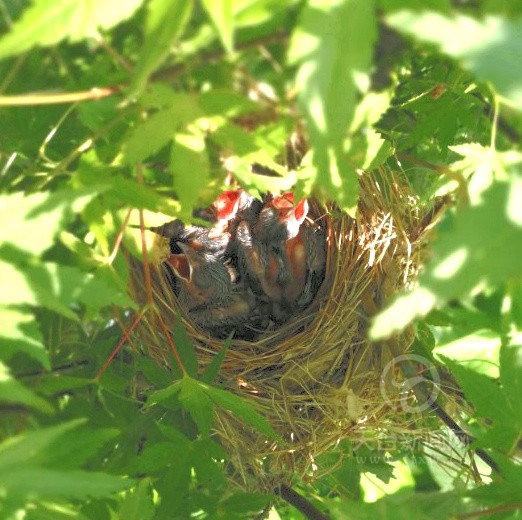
<box><xmin>0</xmin><ymin>32</ymin><xmax>289</xmax><ymax>106</ymax></box>
<box><xmin>275</xmin><ymin>484</ymin><xmax>329</xmax><ymax>520</ymax></box>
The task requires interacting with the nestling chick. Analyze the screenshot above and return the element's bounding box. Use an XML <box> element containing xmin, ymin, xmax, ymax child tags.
<box><xmin>165</xmin><ymin>242</ymin><xmax>233</xmax><ymax>310</ymax></box>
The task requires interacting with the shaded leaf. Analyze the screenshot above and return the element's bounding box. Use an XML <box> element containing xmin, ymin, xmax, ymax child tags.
<box><xmin>179</xmin><ymin>376</ymin><xmax>214</xmax><ymax>437</ymax></box>
<box><xmin>0</xmin><ymin>419</ymin><xmax>85</xmax><ymax>471</ymax></box>
<box><xmin>145</xmin><ymin>379</ymin><xmax>182</xmax><ymax>408</ymax></box>
<box><xmin>171</xmin><ymin>316</ymin><xmax>199</xmax><ymax>378</ymax></box>
<box><xmin>0</xmin><ymin>362</ymin><xmax>53</xmax><ymax>414</ymax></box>
<box><xmin>201</xmin><ymin>332</ymin><xmax>232</xmax><ymax>384</ymax></box>
<box><xmin>118</xmin><ymin>478</ymin><xmax>155</xmax><ymax>520</ymax></box>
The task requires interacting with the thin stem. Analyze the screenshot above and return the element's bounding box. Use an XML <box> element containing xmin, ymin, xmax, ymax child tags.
<box><xmin>0</xmin><ymin>86</ymin><xmax>119</xmax><ymax>106</ymax></box>
<box><xmin>490</xmin><ymin>93</ymin><xmax>499</xmax><ymax>152</ymax></box>
<box><xmin>96</xmin><ymin>310</ymin><xmax>146</xmax><ymax>379</ymax></box>
<box><xmin>0</xmin><ymin>53</ymin><xmax>27</xmax><ymax>94</ymax></box>
<box><xmin>457</xmin><ymin>502</ymin><xmax>522</xmax><ymax>519</ymax></box>
<box><xmin>156</xmin><ymin>313</ymin><xmax>186</xmax><ymax>375</ymax></box>
<box><xmin>398</xmin><ymin>153</ymin><xmax>469</xmax><ymax>207</ymax></box>
<box><xmin>108</xmin><ymin>208</ymin><xmax>133</xmax><ymax>265</ymax></box>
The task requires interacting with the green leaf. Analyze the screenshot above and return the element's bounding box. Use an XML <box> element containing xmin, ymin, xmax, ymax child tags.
<box><xmin>0</xmin><ymin>262</ymin><xmax>135</xmax><ymax>319</ymax></box>
<box><xmin>0</xmin><ymin>308</ymin><xmax>49</xmax><ymax>369</ymax></box>
<box><xmin>0</xmin><ymin>419</ymin><xmax>86</xmax><ymax>471</ymax></box>
<box><xmin>433</xmin><ymin>329</ymin><xmax>501</xmax><ymax>378</ymax></box>
<box><xmin>199</xmin><ymin>90</ymin><xmax>259</xmax><ymax>117</ymax></box>
<box><xmin>145</xmin><ymin>379</ymin><xmax>182</xmax><ymax>408</ymax></box>
<box><xmin>225</xmin><ymin>153</ymin><xmax>297</xmax><ymax>197</ymax></box>
<box><xmin>171</xmin><ymin>316</ymin><xmax>199</xmax><ymax>378</ymax></box>
<box><xmin>118</xmin><ymin>479</ymin><xmax>155</xmax><ymax>520</ymax></box>
<box><xmin>179</xmin><ymin>376</ymin><xmax>214</xmax><ymax>437</ymax></box>
<box><xmin>35</xmin><ymin>375</ymin><xmax>95</xmax><ymax>396</ymax></box>
<box><xmin>441</xmin><ymin>356</ymin><xmax>510</xmax><ymax>424</ymax></box>
<box><xmin>0</xmin><ymin>0</ymin><xmax>144</xmax><ymax>60</ymax></box>
<box><xmin>385</xmin><ymin>11</ymin><xmax>522</xmax><ymax>108</ymax></box>
<box><xmin>371</xmin><ymin>178</ymin><xmax>522</xmax><ymax>339</ymax></box>
<box><xmin>329</xmin><ymin>489</ymin><xmax>464</xmax><ymax>520</ymax></box>
<box><xmin>122</xmin><ymin>95</ymin><xmax>202</xmax><ymax>164</ymax></box>
<box><xmin>201</xmin><ymin>333</ymin><xmax>232</xmax><ymax>384</ymax></box>
<box><xmin>127</xmin><ymin>442</ymin><xmax>179</xmax><ymax>473</ymax></box>
<box><xmin>131</xmin><ymin>0</ymin><xmax>194</xmax><ymax>95</ymax></box>
<box><xmin>0</xmin><ymin>468</ymin><xmax>133</xmax><ymax>500</ymax></box>
<box><xmin>499</xmin><ymin>343</ymin><xmax>522</xmax><ymax>431</ymax></box>
<box><xmin>441</xmin><ymin>355</ymin><xmax>521</xmax><ymax>451</ymax></box>
<box><xmin>288</xmin><ymin>0</ymin><xmax>377</xmax><ymax>212</ymax></box>
<box><xmin>220</xmin><ymin>493</ymin><xmax>271</xmax><ymax>515</ymax></box>
<box><xmin>170</xmin><ymin>127</ymin><xmax>210</xmax><ymax>220</ymax></box>
<box><xmin>201</xmin><ymin>0</ymin><xmax>234</xmax><ymax>53</ymax></box>
<box><xmin>31</xmin><ymin>428</ymin><xmax>120</xmax><ymax>469</ymax></box>
<box><xmin>201</xmin><ymin>382</ymin><xmax>281</xmax><ymax>442</ymax></box>
<box><xmin>0</xmin><ymin>362</ymin><xmax>53</xmax><ymax>414</ymax></box>
<box><xmin>0</xmin><ymin>190</ymin><xmax>94</xmax><ymax>257</ymax></box>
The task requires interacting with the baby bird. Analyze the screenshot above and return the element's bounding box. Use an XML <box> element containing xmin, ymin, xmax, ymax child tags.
<box><xmin>165</xmin><ymin>242</ymin><xmax>233</xmax><ymax>310</ymax></box>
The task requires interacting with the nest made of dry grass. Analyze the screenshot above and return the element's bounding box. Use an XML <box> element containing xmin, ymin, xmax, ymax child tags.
<box><xmin>128</xmin><ymin>167</ymin><xmax>456</xmax><ymax>493</ymax></box>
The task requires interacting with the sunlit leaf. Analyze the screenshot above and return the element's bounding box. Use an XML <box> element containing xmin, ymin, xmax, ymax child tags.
<box><xmin>0</xmin><ymin>308</ymin><xmax>49</xmax><ymax>369</ymax></box>
<box><xmin>386</xmin><ymin>11</ymin><xmax>522</xmax><ymax>107</ymax></box>
<box><xmin>1</xmin><ymin>468</ymin><xmax>133</xmax><ymax>500</ymax></box>
<box><xmin>1</xmin><ymin>261</ymin><xmax>135</xmax><ymax>319</ymax></box>
<box><xmin>171</xmin><ymin>128</ymin><xmax>210</xmax><ymax>220</ymax></box>
<box><xmin>201</xmin><ymin>382</ymin><xmax>281</xmax><ymax>441</ymax></box>
<box><xmin>0</xmin><ymin>0</ymin><xmax>144</xmax><ymax>59</ymax></box>
<box><xmin>201</xmin><ymin>0</ymin><xmax>234</xmax><ymax>53</ymax></box>
<box><xmin>122</xmin><ymin>95</ymin><xmax>202</xmax><ymax>164</ymax></box>
<box><xmin>131</xmin><ymin>0</ymin><xmax>193</xmax><ymax>95</ymax></box>
<box><xmin>371</xmin><ymin>178</ymin><xmax>522</xmax><ymax>339</ymax></box>
<box><xmin>0</xmin><ymin>190</ymin><xmax>94</xmax><ymax>257</ymax></box>
<box><xmin>288</xmin><ymin>0</ymin><xmax>377</xmax><ymax>212</ymax></box>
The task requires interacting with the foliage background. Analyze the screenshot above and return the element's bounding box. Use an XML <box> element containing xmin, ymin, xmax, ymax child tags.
<box><xmin>0</xmin><ymin>0</ymin><xmax>521</xmax><ymax>518</ymax></box>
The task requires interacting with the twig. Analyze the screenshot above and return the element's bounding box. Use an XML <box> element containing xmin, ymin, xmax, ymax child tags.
<box><xmin>0</xmin><ymin>86</ymin><xmax>119</xmax><ymax>106</ymax></box>
<box><xmin>108</xmin><ymin>208</ymin><xmax>133</xmax><ymax>265</ymax></box>
<box><xmin>275</xmin><ymin>484</ymin><xmax>329</xmax><ymax>520</ymax></box>
<box><xmin>416</xmin><ymin>384</ymin><xmax>500</xmax><ymax>475</ymax></box>
<box><xmin>96</xmin><ymin>309</ymin><xmax>146</xmax><ymax>379</ymax></box>
<box><xmin>397</xmin><ymin>153</ymin><xmax>469</xmax><ymax>207</ymax></box>
<box><xmin>0</xmin><ymin>31</ymin><xmax>289</xmax><ymax>107</ymax></box>
<box><xmin>457</xmin><ymin>502</ymin><xmax>522</xmax><ymax>519</ymax></box>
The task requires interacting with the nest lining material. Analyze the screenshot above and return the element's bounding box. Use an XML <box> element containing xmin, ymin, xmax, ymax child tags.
<box><xmin>128</xmin><ymin>168</ymin><xmax>437</xmax><ymax>492</ymax></box>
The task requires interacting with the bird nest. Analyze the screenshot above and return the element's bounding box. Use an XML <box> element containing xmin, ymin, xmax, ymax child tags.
<box><xmin>128</xmin><ymin>167</ymin><xmax>443</xmax><ymax>493</ymax></box>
